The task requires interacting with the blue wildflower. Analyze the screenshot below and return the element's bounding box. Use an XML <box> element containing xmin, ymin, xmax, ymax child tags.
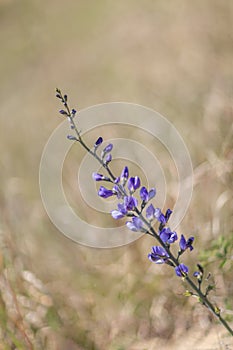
<box><xmin>175</xmin><ymin>264</ymin><xmax>189</xmax><ymax>277</ymax></box>
<box><xmin>103</xmin><ymin>143</ymin><xmax>113</xmax><ymax>153</ymax></box>
<box><xmin>160</xmin><ymin>227</ymin><xmax>178</xmax><ymax>244</ymax></box>
<box><xmin>94</xmin><ymin>137</ymin><xmax>103</xmax><ymax>148</ymax></box>
<box><xmin>111</xmin><ymin>203</ymin><xmax>127</xmax><ymax>219</ymax></box>
<box><xmin>67</xmin><ymin>135</ymin><xmax>78</xmax><ymax>141</ymax></box>
<box><xmin>128</xmin><ymin>177</ymin><xmax>141</xmax><ymax>192</ymax></box>
<box><xmin>105</xmin><ymin>153</ymin><xmax>112</xmax><ymax>164</ymax></box>
<box><xmin>179</xmin><ymin>234</ymin><xmax>194</xmax><ymax>252</ymax></box>
<box><xmin>98</xmin><ymin>186</ymin><xmax>114</xmax><ymax>198</ymax></box>
<box><xmin>121</xmin><ymin>166</ymin><xmax>129</xmax><ymax>183</ymax></box>
<box><xmin>124</xmin><ymin>196</ymin><xmax>138</xmax><ymax>211</ymax></box>
<box><xmin>148</xmin><ymin>246</ymin><xmax>170</xmax><ymax>264</ymax></box>
<box><xmin>146</xmin><ymin>203</ymin><xmax>155</xmax><ymax>221</ymax></box>
<box><xmin>164</xmin><ymin>209</ymin><xmax>172</xmax><ymax>222</ymax></box>
<box><xmin>126</xmin><ymin>216</ymin><xmax>143</xmax><ymax>232</ymax></box>
<box><xmin>112</xmin><ymin>185</ymin><xmax>123</xmax><ymax>199</ymax></box>
<box><xmin>154</xmin><ymin>208</ymin><xmax>172</xmax><ymax>226</ymax></box>
<box><xmin>92</xmin><ymin>173</ymin><xmax>110</xmax><ymax>181</ymax></box>
<box><xmin>140</xmin><ymin>187</ymin><xmax>156</xmax><ymax>202</ymax></box>
<box><xmin>59</xmin><ymin>109</ymin><xmax>67</xmax><ymax>115</ymax></box>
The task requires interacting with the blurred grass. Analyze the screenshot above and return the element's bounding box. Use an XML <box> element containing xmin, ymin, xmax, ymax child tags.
<box><xmin>0</xmin><ymin>0</ymin><xmax>233</xmax><ymax>349</ymax></box>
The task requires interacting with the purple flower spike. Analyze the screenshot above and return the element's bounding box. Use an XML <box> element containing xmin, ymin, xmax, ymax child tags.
<box><xmin>160</xmin><ymin>227</ymin><xmax>178</xmax><ymax>244</ymax></box>
<box><xmin>94</xmin><ymin>137</ymin><xmax>103</xmax><ymax>148</ymax></box>
<box><xmin>98</xmin><ymin>186</ymin><xmax>114</xmax><ymax>198</ymax></box>
<box><xmin>179</xmin><ymin>234</ymin><xmax>194</xmax><ymax>252</ymax></box>
<box><xmin>175</xmin><ymin>264</ymin><xmax>188</xmax><ymax>277</ymax></box>
<box><xmin>126</xmin><ymin>217</ymin><xmax>143</xmax><ymax>232</ymax></box>
<box><xmin>92</xmin><ymin>173</ymin><xmax>107</xmax><ymax>181</ymax></box>
<box><xmin>140</xmin><ymin>187</ymin><xmax>148</xmax><ymax>201</ymax></box>
<box><xmin>128</xmin><ymin>176</ymin><xmax>141</xmax><ymax>192</ymax></box>
<box><xmin>146</xmin><ymin>204</ymin><xmax>155</xmax><ymax>220</ymax></box>
<box><xmin>148</xmin><ymin>246</ymin><xmax>170</xmax><ymax>264</ymax></box>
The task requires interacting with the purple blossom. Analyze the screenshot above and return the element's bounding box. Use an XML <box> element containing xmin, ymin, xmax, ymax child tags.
<box><xmin>67</xmin><ymin>135</ymin><xmax>77</xmax><ymax>141</ymax></box>
<box><xmin>71</xmin><ymin>108</ymin><xmax>77</xmax><ymax>115</ymax></box>
<box><xmin>154</xmin><ymin>208</ymin><xmax>161</xmax><ymax>221</ymax></box>
<box><xmin>111</xmin><ymin>202</ymin><xmax>127</xmax><ymax>219</ymax></box>
<box><xmin>148</xmin><ymin>246</ymin><xmax>170</xmax><ymax>264</ymax></box>
<box><xmin>140</xmin><ymin>187</ymin><xmax>156</xmax><ymax>202</ymax></box>
<box><xmin>160</xmin><ymin>227</ymin><xmax>178</xmax><ymax>244</ymax></box>
<box><xmin>175</xmin><ymin>264</ymin><xmax>189</xmax><ymax>277</ymax></box>
<box><xmin>98</xmin><ymin>186</ymin><xmax>114</xmax><ymax>198</ymax></box>
<box><xmin>128</xmin><ymin>176</ymin><xmax>141</xmax><ymax>192</ymax></box>
<box><xmin>105</xmin><ymin>153</ymin><xmax>112</xmax><ymax>164</ymax></box>
<box><xmin>179</xmin><ymin>234</ymin><xmax>194</xmax><ymax>252</ymax></box>
<box><xmin>114</xmin><ymin>177</ymin><xmax>120</xmax><ymax>184</ymax></box>
<box><xmin>112</xmin><ymin>185</ymin><xmax>122</xmax><ymax>199</ymax></box>
<box><xmin>126</xmin><ymin>217</ymin><xmax>143</xmax><ymax>232</ymax></box>
<box><xmin>92</xmin><ymin>173</ymin><xmax>110</xmax><ymax>181</ymax></box>
<box><xmin>165</xmin><ymin>209</ymin><xmax>172</xmax><ymax>222</ymax></box>
<box><xmin>193</xmin><ymin>271</ymin><xmax>201</xmax><ymax>278</ymax></box>
<box><xmin>94</xmin><ymin>137</ymin><xmax>103</xmax><ymax>148</ymax></box>
<box><xmin>103</xmin><ymin>143</ymin><xmax>113</xmax><ymax>153</ymax></box>
<box><xmin>59</xmin><ymin>109</ymin><xmax>67</xmax><ymax>115</ymax></box>
<box><xmin>121</xmin><ymin>166</ymin><xmax>129</xmax><ymax>182</ymax></box>
<box><xmin>154</xmin><ymin>208</ymin><xmax>172</xmax><ymax>225</ymax></box>
<box><xmin>148</xmin><ymin>188</ymin><xmax>156</xmax><ymax>200</ymax></box>
<box><xmin>140</xmin><ymin>187</ymin><xmax>148</xmax><ymax>201</ymax></box>
<box><xmin>124</xmin><ymin>196</ymin><xmax>138</xmax><ymax>211</ymax></box>
<box><xmin>146</xmin><ymin>204</ymin><xmax>155</xmax><ymax>220</ymax></box>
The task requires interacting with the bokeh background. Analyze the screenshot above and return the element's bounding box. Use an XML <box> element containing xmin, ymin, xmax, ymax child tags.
<box><xmin>0</xmin><ymin>0</ymin><xmax>233</xmax><ymax>349</ymax></box>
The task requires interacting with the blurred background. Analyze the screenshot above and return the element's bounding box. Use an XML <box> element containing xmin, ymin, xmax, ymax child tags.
<box><xmin>0</xmin><ymin>0</ymin><xmax>232</xmax><ymax>349</ymax></box>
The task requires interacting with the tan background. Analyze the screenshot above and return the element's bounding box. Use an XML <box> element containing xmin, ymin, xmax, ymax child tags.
<box><xmin>0</xmin><ymin>0</ymin><xmax>232</xmax><ymax>349</ymax></box>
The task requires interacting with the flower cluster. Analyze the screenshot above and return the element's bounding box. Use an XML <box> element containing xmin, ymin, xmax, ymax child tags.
<box><xmin>91</xmin><ymin>138</ymin><xmax>195</xmax><ymax>277</ymax></box>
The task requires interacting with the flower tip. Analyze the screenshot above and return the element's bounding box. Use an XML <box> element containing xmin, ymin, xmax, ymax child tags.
<box><xmin>94</xmin><ymin>137</ymin><xmax>103</xmax><ymax>148</ymax></box>
<box><xmin>59</xmin><ymin>109</ymin><xmax>67</xmax><ymax>115</ymax></box>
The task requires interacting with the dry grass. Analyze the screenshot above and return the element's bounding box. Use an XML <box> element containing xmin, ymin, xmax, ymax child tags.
<box><xmin>0</xmin><ymin>0</ymin><xmax>233</xmax><ymax>349</ymax></box>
